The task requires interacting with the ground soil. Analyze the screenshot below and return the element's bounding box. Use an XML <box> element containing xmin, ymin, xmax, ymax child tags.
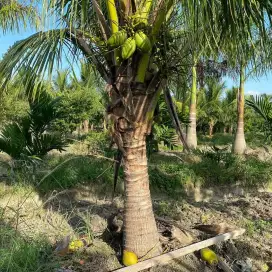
<box><xmin>1</xmin><ymin>179</ymin><xmax>271</xmax><ymax>272</ymax></box>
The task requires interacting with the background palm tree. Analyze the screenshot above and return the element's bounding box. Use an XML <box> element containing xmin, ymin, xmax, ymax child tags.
<box><xmin>221</xmin><ymin>87</ymin><xmax>237</xmax><ymax>134</ymax></box>
<box><xmin>186</xmin><ymin>59</ymin><xmax>198</xmax><ymax>148</ymax></box>
<box><xmin>1</xmin><ymin>0</ymin><xmax>272</xmax><ymax>260</ymax></box>
<box><xmin>198</xmin><ymin>78</ymin><xmax>225</xmax><ymax>136</ymax></box>
<box><xmin>53</xmin><ymin>70</ymin><xmax>70</xmax><ymax>92</ymax></box>
<box><xmin>246</xmin><ymin>95</ymin><xmax>272</xmax><ymax>142</ymax></box>
<box><xmin>232</xmin><ymin>64</ymin><xmax>247</xmax><ymax>154</ymax></box>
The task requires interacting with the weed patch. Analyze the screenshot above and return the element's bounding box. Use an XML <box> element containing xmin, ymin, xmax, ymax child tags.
<box><xmin>0</xmin><ymin>224</ymin><xmax>56</xmax><ymax>272</ymax></box>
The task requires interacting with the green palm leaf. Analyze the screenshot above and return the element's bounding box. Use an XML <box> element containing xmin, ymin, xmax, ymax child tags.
<box><xmin>246</xmin><ymin>95</ymin><xmax>272</xmax><ymax>122</ymax></box>
<box><xmin>0</xmin><ymin>0</ymin><xmax>38</xmax><ymax>34</ymax></box>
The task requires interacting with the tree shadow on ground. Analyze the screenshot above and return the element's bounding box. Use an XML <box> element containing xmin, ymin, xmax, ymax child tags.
<box><xmin>42</xmin><ymin>187</ymin><xmax>124</xmax><ymax>260</ymax></box>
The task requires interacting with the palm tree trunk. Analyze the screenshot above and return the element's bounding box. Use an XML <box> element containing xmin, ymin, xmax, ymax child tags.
<box><xmin>122</xmin><ymin>125</ymin><xmax>161</xmax><ymax>258</ymax></box>
<box><xmin>103</xmin><ymin>117</ymin><xmax>107</xmax><ymax>131</ymax></box>
<box><xmin>233</xmin><ymin>65</ymin><xmax>246</xmax><ymax>154</ymax></box>
<box><xmin>109</xmin><ymin>67</ymin><xmax>161</xmax><ymax>258</ymax></box>
<box><xmin>186</xmin><ymin>62</ymin><xmax>197</xmax><ymax>149</ymax></box>
<box><xmin>83</xmin><ymin>119</ymin><xmax>89</xmax><ymax>133</ymax></box>
<box><xmin>209</xmin><ymin>120</ymin><xmax>214</xmax><ymax>137</ymax></box>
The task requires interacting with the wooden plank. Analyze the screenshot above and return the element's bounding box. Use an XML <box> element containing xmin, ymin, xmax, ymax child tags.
<box><xmin>113</xmin><ymin>228</ymin><xmax>245</xmax><ymax>272</ymax></box>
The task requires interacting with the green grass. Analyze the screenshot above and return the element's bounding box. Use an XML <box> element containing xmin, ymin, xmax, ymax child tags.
<box><xmin>0</xmin><ymin>224</ymin><xmax>56</xmax><ymax>272</ymax></box>
<box><xmin>242</xmin><ymin>218</ymin><xmax>272</xmax><ymax>237</ymax></box>
<box><xmin>198</xmin><ymin>132</ymin><xmax>267</xmax><ymax>148</ymax></box>
<box><xmin>148</xmin><ymin>150</ymin><xmax>272</xmax><ymax>196</ymax></box>
<box><xmin>6</xmin><ymin>147</ymin><xmax>272</xmax><ymax>198</ymax></box>
<box><xmin>2</xmin><ymin>131</ymin><xmax>272</xmax><ymax>197</ymax></box>
<box><xmin>198</xmin><ymin>133</ymin><xmax>234</xmax><ymax>146</ymax></box>
<box><xmin>36</xmin><ymin>155</ymin><xmax>115</xmax><ymax>194</ymax></box>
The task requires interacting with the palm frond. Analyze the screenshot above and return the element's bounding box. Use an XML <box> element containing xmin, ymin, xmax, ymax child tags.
<box><xmin>246</xmin><ymin>95</ymin><xmax>272</xmax><ymax>122</ymax></box>
<box><xmin>0</xmin><ymin>122</ymin><xmax>28</xmax><ymax>159</ymax></box>
<box><xmin>0</xmin><ymin>0</ymin><xmax>38</xmax><ymax>34</ymax></box>
<box><xmin>183</xmin><ymin>0</ymin><xmax>272</xmax><ymax>65</ymax></box>
<box><xmin>0</xmin><ymin>28</ymin><xmax>111</xmax><ymax>92</ymax></box>
<box><xmin>0</xmin><ymin>30</ymin><xmax>69</xmax><ymax>88</ymax></box>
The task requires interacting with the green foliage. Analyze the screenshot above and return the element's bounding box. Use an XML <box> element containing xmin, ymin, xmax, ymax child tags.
<box><xmin>191</xmin><ymin>151</ymin><xmax>272</xmax><ymax>187</ymax></box>
<box><xmin>0</xmin><ymin>87</ymin><xmax>67</xmax><ymax>161</ymax></box>
<box><xmin>243</xmin><ymin>219</ymin><xmax>272</xmax><ymax>237</ymax></box>
<box><xmin>152</xmin><ymin>124</ymin><xmax>179</xmax><ymax>149</ymax></box>
<box><xmin>85</xmin><ymin>131</ymin><xmax>111</xmax><ymax>155</ymax></box>
<box><xmin>148</xmin><ymin>149</ymin><xmax>272</xmax><ymax>196</ymax></box>
<box><xmin>37</xmin><ymin>155</ymin><xmax>113</xmax><ymax>194</ymax></box>
<box><xmin>198</xmin><ymin>133</ymin><xmax>233</xmax><ymax>146</ymax></box>
<box><xmin>0</xmin><ymin>223</ymin><xmax>54</xmax><ymax>272</ymax></box>
<box><xmin>0</xmin><ymin>90</ymin><xmax>28</xmax><ymax>125</ymax></box>
<box><xmin>52</xmin><ymin>64</ymin><xmax>104</xmax><ymax>134</ymax></box>
<box><xmin>246</xmin><ymin>95</ymin><xmax>272</xmax><ymax>142</ymax></box>
<box><xmin>220</xmin><ymin>87</ymin><xmax>237</xmax><ymax>131</ymax></box>
<box><xmin>0</xmin><ymin>0</ymin><xmax>38</xmax><ymax>34</ymax></box>
<box><xmin>53</xmin><ymin>88</ymin><xmax>103</xmax><ymax>134</ymax></box>
<box><xmin>147</xmin><ymin>95</ymin><xmax>189</xmax><ymax>153</ymax></box>
<box><xmin>149</xmin><ymin>162</ymin><xmax>194</xmax><ymax>195</ymax></box>
<box><xmin>197</xmin><ymin>78</ymin><xmax>225</xmax><ymax>134</ymax></box>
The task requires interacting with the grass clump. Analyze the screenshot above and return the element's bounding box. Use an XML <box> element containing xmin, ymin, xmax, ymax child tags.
<box><xmin>148</xmin><ymin>149</ymin><xmax>272</xmax><ymax>196</ymax></box>
<box><xmin>0</xmin><ymin>224</ymin><xmax>55</xmax><ymax>272</ymax></box>
<box><xmin>191</xmin><ymin>153</ymin><xmax>272</xmax><ymax>186</ymax></box>
<box><xmin>149</xmin><ymin>163</ymin><xmax>195</xmax><ymax>195</ymax></box>
<box><xmin>198</xmin><ymin>133</ymin><xmax>233</xmax><ymax>146</ymax></box>
<box><xmin>37</xmin><ymin>155</ymin><xmax>114</xmax><ymax>194</ymax></box>
<box><xmin>242</xmin><ymin>219</ymin><xmax>272</xmax><ymax>237</ymax></box>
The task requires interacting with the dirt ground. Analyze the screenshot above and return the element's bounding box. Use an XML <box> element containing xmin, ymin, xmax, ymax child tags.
<box><xmin>0</xmin><ymin>180</ymin><xmax>271</xmax><ymax>272</ymax></box>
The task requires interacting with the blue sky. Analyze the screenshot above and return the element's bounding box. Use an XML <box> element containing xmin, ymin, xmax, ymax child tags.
<box><xmin>1</xmin><ymin>30</ymin><xmax>272</xmax><ymax>95</ymax></box>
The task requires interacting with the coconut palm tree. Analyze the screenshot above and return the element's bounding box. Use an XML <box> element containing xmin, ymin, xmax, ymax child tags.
<box><xmin>198</xmin><ymin>78</ymin><xmax>225</xmax><ymax>136</ymax></box>
<box><xmin>221</xmin><ymin>87</ymin><xmax>237</xmax><ymax>134</ymax></box>
<box><xmin>0</xmin><ymin>0</ymin><xmax>272</xmax><ymax>260</ymax></box>
<box><xmin>53</xmin><ymin>70</ymin><xmax>70</xmax><ymax>92</ymax></box>
<box><xmin>186</xmin><ymin>57</ymin><xmax>198</xmax><ymax>148</ymax></box>
<box><xmin>246</xmin><ymin>95</ymin><xmax>272</xmax><ymax>142</ymax></box>
<box><xmin>0</xmin><ymin>0</ymin><xmax>37</xmax><ymax>33</ymax></box>
<box><xmin>232</xmin><ymin>65</ymin><xmax>247</xmax><ymax>153</ymax></box>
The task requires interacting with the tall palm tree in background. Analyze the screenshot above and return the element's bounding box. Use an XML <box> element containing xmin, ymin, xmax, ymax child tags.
<box><xmin>198</xmin><ymin>78</ymin><xmax>225</xmax><ymax>136</ymax></box>
<box><xmin>233</xmin><ymin>64</ymin><xmax>247</xmax><ymax>153</ymax></box>
<box><xmin>0</xmin><ymin>0</ymin><xmax>272</xmax><ymax>259</ymax></box>
<box><xmin>186</xmin><ymin>57</ymin><xmax>198</xmax><ymax>148</ymax></box>
<box><xmin>221</xmin><ymin>87</ymin><xmax>237</xmax><ymax>134</ymax></box>
<box><xmin>53</xmin><ymin>70</ymin><xmax>70</xmax><ymax>92</ymax></box>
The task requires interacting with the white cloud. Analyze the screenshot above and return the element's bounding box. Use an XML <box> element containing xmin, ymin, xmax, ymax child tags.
<box><xmin>245</xmin><ymin>90</ymin><xmax>259</xmax><ymax>96</ymax></box>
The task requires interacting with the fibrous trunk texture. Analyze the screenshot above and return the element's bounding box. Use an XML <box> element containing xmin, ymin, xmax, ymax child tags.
<box><xmin>108</xmin><ymin>67</ymin><xmax>161</xmax><ymax>258</ymax></box>
<box><xmin>122</xmin><ymin>126</ymin><xmax>161</xmax><ymax>258</ymax></box>
<box><xmin>233</xmin><ymin>65</ymin><xmax>246</xmax><ymax>154</ymax></box>
<box><xmin>186</xmin><ymin>64</ymin><xmax>197</xmax><ymax>149</ymax></box>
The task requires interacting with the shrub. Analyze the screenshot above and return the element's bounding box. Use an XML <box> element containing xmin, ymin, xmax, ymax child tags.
<box><xmin>0</xmin><ymin>88</ymin><xmax>67</xmax><ymax>162</ymax></box>
<box><xmin>85</xmin><ymin>131</ymin><xmax>111</xmax><ymax>155</ymax></box>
